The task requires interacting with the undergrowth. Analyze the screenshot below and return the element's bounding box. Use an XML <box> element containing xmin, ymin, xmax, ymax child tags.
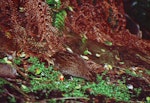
<box><xmin>26</xmin><ymin>57</ymin><xmax>131</xmax><ymax>101</ymax></box>
<box><xmin>0</xmin><ymin>56</ymin><xmax>132</xmax><ymax>102</ymax></box>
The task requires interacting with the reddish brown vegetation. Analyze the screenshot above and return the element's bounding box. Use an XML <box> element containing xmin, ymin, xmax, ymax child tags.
<box><xmin>0</xmin><ymin>0</ymin><xmax>150</xmax><ymax>79</ymax></box>
<box><xmin>0</xmin><ymin>0</ymin><xmax>150</xmax><ymax>59</ymax></box>
<box><xmin>0</xmin><ymin>0</ymin><xmax>64</xmax><ymax>58</ymax></box>
<box><xmin>0</xmin><ymin>1</ymin><xmax>149</xmax><ymax>102</ymax></box>
<box><xmin>65</xmin><ymin>0</ymin><xmax>150</xmax><ymax>56</ymax></box>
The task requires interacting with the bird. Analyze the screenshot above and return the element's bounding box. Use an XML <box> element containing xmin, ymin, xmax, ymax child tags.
<box><xmin>53</xmin><ymin>51</ymin><xmax>95</xmax><ymax>81</ymax></box>
<box><xmin>0</xmin><ymin>63</ymin><xmax>17</xmax><ymax>78</ymax></box>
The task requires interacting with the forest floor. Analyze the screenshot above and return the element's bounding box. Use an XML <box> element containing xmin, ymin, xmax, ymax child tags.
<box><xmin>0</xmin><ymin>34</ymin><xmax>150</xmax><ymax>103</ymax></box>
<box><xmin>0</xmin><ymin>0</ymin><xmax>150</xmax><ymax>102</ymax></box>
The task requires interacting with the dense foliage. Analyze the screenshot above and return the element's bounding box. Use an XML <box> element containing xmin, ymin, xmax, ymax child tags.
<box><xmin>0</xmin><ymin>0</ymin><xmax>149</xmax><ymax>102</ymax></box>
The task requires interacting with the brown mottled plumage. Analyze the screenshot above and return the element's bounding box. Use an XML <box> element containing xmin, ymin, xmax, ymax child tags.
<box><xmin>53</xmin><ymin>51</ymin><xmax>95</xmax><ymax>81</ymax></box>
<box><xmin>0</xmin><ymin>63</ymin><xmax>17</xmax><ymax>78</ymax></box>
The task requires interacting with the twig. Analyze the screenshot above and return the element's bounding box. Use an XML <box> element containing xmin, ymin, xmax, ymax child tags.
<box><xmin>136</xmin><ymin>54</ymin><xmax>150</xmax><ymax>64</ymax></box>
<box><xmin>142</xmin><ymin>77</ymin><xmax>150</xmax><ymax>84</ymax></box>
<box><xmin>0</xmin><ymin>77</ymin><xmax>29</xmax><ymax>99</ymax></box>
<box><xmin>13</xmin><ymin>63</ymin><xmax>29</xmax><ymax>80</ymax></box>
<box><xmin>49</xmin><ymin>97</ymin><xmax>89</xmax><ymax>101</ymax></box>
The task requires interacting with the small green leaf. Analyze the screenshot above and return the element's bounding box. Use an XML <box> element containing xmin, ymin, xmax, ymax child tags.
<box><xmin>21</xmin><ymin>84</ymin><xmax>30</xmax><ymax>93</ymax></box>
<box><xmin>68</xmin><ymin>6</ymin><xmax>74</xmax><ymax>12</ymax></box>
<box><xmin>104</xmin><ymin>41</ymin><xmax>113</xmax><ymax>46</ymax></box>
<box><xmin>81</xmin><ymin>35</ymin><xmax>87</xmax><ymax>44</ymax></box>
<box><xmin>146</xmin><ymin>97</ymin><xmax>150</xmax><ymax>103</ymax></box>
<box><xmin>83</xmin><ymin>49</ymin><xmax>92</xmax><ymax>55</ymax></box>
<box><xmin>35</xmin><ymin>68</ymin><xmax>42</xmax><ymax>75</ymax></box>
<box><xmin>14</xmin><ymin>58</ymin><xmax>22</xmax><ymax>65</ymax></box>
<box><xmin>75</xmin><ymin>84</ymin><xmax>81</xmax><ymax>89</ymax></box>
<box><xmin>4</xmin><ymin>57</ymin><xmax>12</xmax><ymax>64</ymax></box>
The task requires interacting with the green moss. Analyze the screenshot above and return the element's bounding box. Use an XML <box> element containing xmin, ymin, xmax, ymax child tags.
<box><xmin>83</xmin><ymin>76</ymin><xmax>130</xmax><ymax>102</ymax></box>
<box><xmin>0</xmin><ymin>56</ymin><xmax>131</xmax><ymax>102</ymax></box>
<box><xmin>13</xmin><ymin>57</ymin><xmax>22</xmax><ymax>65</ymax></box>
<box><xmin>145</xmin><ymin>70</ymin><xmax>150</xmax><ymax>76</ymax></box>
<box><xmin>0</xmin><ymin>78</ymin><xmax>7</xmax><ymax>94</ymax></box>
<box><xmin>125</xmin><ymin>69</ymin><xmax>142</xmax><ymax>77</ymax></box>
<box><xmin>19</xmin><ymin>57</ymin><xmax>131</xmax><ymax>102</ymax></box>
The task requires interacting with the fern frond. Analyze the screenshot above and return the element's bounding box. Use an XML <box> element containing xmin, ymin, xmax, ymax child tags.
<box><xmin>46</xmin><ymin>0</ymin><xmax>61</xmax><ymax>9</ymax></box>
<box><xmin>53</xmin><ymin>10</ymin><xmax>67</xmax><ymax>30</ymax></box>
